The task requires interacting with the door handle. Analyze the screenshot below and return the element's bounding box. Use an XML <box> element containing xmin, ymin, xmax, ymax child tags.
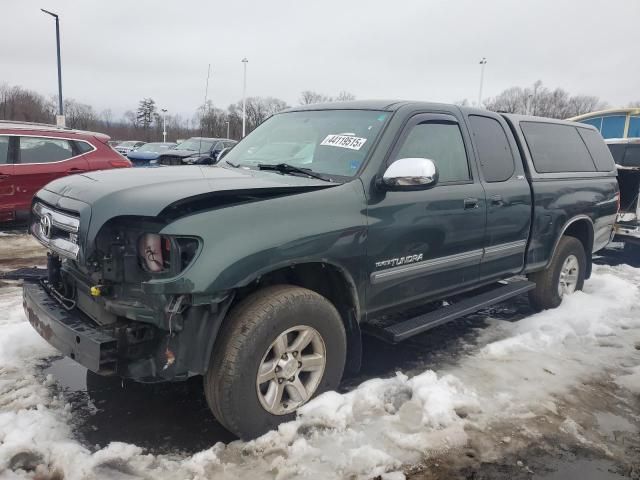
<box><xmin>0</xmin><ymin>174</ymin><xmax>9</xmax><ymax>180</ymax></box>
<box><xmin>66</xmin><ymin>168</ymin><xmax>86</xmax><ymax>174</ymax></box>
<box><xmin>464</xmin><ymin>198</ymin><xmax>479</xmax><ymax>209</ymax></box>
<box><xmin>490</xmin><ymin>194</ymin><xmax>504</xmax><ymax>206</ymax></box>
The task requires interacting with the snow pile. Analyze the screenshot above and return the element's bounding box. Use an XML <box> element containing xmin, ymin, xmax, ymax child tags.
<box><xmin>0</xmin><ymin>264</ymin><xmax>639</xmax><ymax>479</ymax></box>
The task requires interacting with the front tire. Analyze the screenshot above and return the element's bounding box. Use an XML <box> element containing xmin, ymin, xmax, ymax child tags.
<box><xmin>204</xmin><ymin>285</ymin><xmax>347</xmax><ymax>439</ymax></box>
<box><xmin>528</xmin><ymin>236</ymin><xmax>586</xmax><ymax>311</ymax></box>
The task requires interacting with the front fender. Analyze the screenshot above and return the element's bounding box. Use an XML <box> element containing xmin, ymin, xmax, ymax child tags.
<box><xmin>145</xmin><ymin>180</ymin><xmax>368</xmax><ymax>302</ymax></box>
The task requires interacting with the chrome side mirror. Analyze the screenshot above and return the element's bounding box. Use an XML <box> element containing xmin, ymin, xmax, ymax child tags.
<box><xmin>380</xmin><ymin>158</ymin><xmax>438</xmax><ymax>190</ymax></box>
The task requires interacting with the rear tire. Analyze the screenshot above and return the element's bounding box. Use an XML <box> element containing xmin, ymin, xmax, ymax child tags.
<box><xmin>528</xmin><ymin>236</ymin><xmax>586</xmax><ymax>311</ymax></box>
<box><xmin>204</xmin><ymin>285</ymin><xmax>347</xmax><ymax>439</ymax></box>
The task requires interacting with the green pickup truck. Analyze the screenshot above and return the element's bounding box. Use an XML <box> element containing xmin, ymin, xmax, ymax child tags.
<box><xmin>24</xmin><ymin>101</ymin><xmax>618</xmax><ymax>439</ymax></box>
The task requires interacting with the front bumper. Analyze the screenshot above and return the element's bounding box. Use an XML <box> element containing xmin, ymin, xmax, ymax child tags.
<box><xmin>23</xmin><ymin>282</ymin><xmax>118</xmax><ymax>374</ymax></box>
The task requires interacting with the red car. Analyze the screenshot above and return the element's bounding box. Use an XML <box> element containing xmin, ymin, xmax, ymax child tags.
<box><xmin>0</xmin><ymin>121</ymin><xmax>131</xmax><ymax>225</ymax></box>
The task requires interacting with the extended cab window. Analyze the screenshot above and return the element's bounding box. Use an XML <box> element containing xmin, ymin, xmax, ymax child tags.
<box><xmin>521</xmin><ymin>122</ymin><xmax>596</xmax><ymax>173</ymax></box>
<box><xmin>0</xmin><ymin>136</ymin><xmax>8</xmax><ymax>164</ymax></box>
<box><xmin>469</xmin><ymin>115</ymin><xmax>515</xmax><ymax>182</ymax></box>
<box><xmin>394</xmin><ymin>121</ymin><xmax>470</xmax><ymax>183</ymax></box>
<box><xmin>18</xmin><ymin>137</ymin><xmax>74</xmax><ymax>164</ymax></box>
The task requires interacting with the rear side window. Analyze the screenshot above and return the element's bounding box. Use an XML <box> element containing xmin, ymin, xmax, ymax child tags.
<box><xmin>395</xmin><ymin>122</ymin><xmax>470</xmax><ymax>183</ymax></box>
<box><xmin>520</xmin><ymin>122</ymin><xmax>596</xmax><ymax>173</ymax></box>
<box><xmin>576</xmin><ymin>128</ymin><xmax>615</xmax><ymax>172</ymax></box>
<box><xmin>468</xmin><ymin>115</ymin><xmax>515</xmax><ymax>182</ymax></box>
<box><xmin>74</xmin><ymin>141</ymin><xmax>94</xmax><ymax>154</ymax></box>
<box><xmin>0</xmin><ymin>136</ymin><xmax>9</xmax><ymax>164</ymax></box>
<box><xmin>18</xmin><ymin>137</ymin><xmax>74</xmax><ymax>164</ymax></box>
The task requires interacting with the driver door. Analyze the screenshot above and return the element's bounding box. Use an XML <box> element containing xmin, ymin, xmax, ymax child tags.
<box><xmin>366</xmin><ymin>113</ymin><xmax>487</xmax><ymax>314</ymax></box>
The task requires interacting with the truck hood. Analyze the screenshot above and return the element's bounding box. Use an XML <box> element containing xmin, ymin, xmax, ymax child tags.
<box><xmin>44</xmin><ymin>165</ymin><xmax>335</xmax><ymax>215</ymax></box>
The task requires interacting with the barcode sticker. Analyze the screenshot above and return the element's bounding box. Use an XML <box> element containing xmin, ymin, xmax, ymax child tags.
<box><xmin>320</xmin><ymin>134</ymin><xmax>367</xmax><ymax>150</ymax></box>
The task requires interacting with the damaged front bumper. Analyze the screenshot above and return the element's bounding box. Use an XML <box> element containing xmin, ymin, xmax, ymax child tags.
<box><xmin>24</xmin><ymin>281</ymin><xmax>118</xmax><ymax>374</ymax></box>
<box><xmin>23</xmin><ymin>280</ymin><xmax>232</xmax><ymax>381</ymax></box>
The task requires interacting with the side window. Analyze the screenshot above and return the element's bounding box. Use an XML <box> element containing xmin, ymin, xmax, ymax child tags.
<box><xmin>600</xmin><ymin>115</ymin><xmax>626</xmax><ymax>139</ymax></box>
<box><xmin>73</xmin><ymin>141</ymin><xmax>94</xmax><ymax>155</ymax></box>
<box><xmin>18</xmin><ymin>137</ymin><xmax>74</xmax><ymax>164</ymax></box>
<box><xmin>394</xmin><ymin>121</ymin><xmax>470</xmax><ymax>183</ymax></box>
<box><xmin>520</xmin><ymin>122</ymin><xmax>596</xmax><ymax>173</ymax></box>
<box><xmin>0</xmin><ymin>136</ymin><xmax>9</xmax><ymax>164</ymax></box>
<box><xmin>468</xmin><ymin>115</ymin><xmax>515</xmax><ymax>182</ymax></box>
<box><xmin>628</xmin><ymin>116</ymin><xmax>640</xmax><ymax>138</ymax></box>
<box><xmin>576</xmin><ymin>128</ymin><xmax>615</xmax><ymax>172</ymax></box>
<box><xmin>580</xmin><ymin>117</ymin><xmax>602</xmax><ymax>132</ymax></box>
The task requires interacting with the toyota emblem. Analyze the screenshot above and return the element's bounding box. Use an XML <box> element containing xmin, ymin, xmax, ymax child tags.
<box><xmin>40</xmin><ymin>214</ymin><xmax>52</xmax><ymax>239</ymax></box>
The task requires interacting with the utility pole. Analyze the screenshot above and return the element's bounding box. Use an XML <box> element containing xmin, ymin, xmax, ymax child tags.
<box><xmin>41</xmin><ymin>9</ymin><xmax>64</xmax><ymax>127</ymax></box>
<box><xmin>241</xmin><ymin>57</ymin><xmax>248</xmax><ymax>138</ymax></box>
<box><xmin>161</xmin><ymin>108</ymin><xmax>168</xmax><ymax>142</ymax></box>
<box><xmin>478</xmin><ymin>57</ymin><xmax>487</xmax><ymax>109</ymax></box>
<box><xmin>225</xmin><ymin>121</ymin><xmax>230</xmax><ymax>139</ymax></box>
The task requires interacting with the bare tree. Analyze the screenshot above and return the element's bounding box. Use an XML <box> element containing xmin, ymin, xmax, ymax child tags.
<box><xmin>484</xmin><ymin>81</ymin><xmax>607</xmax><ymax>119</ymax></box>
<box><xmin>299</xmin><ymin>90</ymin><xmax>332</xmax><ymax>105</ymax></box>
<box><xmin>336</xmin><ymin>91</ymin><xmax>356</xmax><ymax>102</ymax></box>
<box><xmin>299</xmin><ymin>90</ymin><xmax>356</xmax><ymax>105</ymax></box>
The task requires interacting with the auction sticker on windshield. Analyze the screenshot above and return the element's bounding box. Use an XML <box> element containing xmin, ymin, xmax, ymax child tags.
<box><xmin>321</xmin><ymin>134</ymin><xmax>367</xmax><ymax>150</ymax></box>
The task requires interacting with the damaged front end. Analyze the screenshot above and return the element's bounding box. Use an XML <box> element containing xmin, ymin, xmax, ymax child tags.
<box><xmin>25</xmin><ymin>203</ymin><xmax>232</xmax><ymax>382</ymax></box>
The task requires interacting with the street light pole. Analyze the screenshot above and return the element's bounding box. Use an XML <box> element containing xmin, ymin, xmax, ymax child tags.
<box><xmin>478</xmin><ymin>57</ymin><xmax>487</xmax><ymax>108</ymax></box>
<box><xmin>41</xmin><ymin>9</ymin><xmax>64</xmax><ymax>126</ymax></box>
<box><xmin>241</xmin><ymin>57</ymin><xmax>248</xmax><ymax>138</ymax></box>
<box><xmin>161</xmin><ymin>109</ymin><xmax>168</xmax><ymax>142</ymax></box>
<box><xmin>225</xmin><ymin>121</ymin><xmax>230</xmax><ymax>139</ymax></box>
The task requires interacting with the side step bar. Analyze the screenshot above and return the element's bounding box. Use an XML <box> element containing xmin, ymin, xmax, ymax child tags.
<box><xmin>375</xmin><ymin>280</ymin><xmax>535</xmax><ymax>343</ymax></box>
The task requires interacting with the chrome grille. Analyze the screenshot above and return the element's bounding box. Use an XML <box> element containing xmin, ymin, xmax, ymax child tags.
<box><xmin>31</xmin><ymin>202</ymin><xmax>80</xmax><ymax>259</ymax></box>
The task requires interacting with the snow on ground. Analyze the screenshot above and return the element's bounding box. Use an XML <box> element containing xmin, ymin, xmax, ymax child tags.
<box><xmin>0</xmin><ymin>264</ymin><xmax>639</xmax><ymax>479</ymax></box>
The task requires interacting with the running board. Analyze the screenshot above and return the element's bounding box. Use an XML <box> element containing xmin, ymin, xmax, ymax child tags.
<box><xmin>374</xmin><ymin>280</ymin><xmax>535</xmax><ymax>343</ymax></box>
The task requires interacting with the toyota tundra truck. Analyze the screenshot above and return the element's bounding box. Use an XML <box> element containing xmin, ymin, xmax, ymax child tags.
<box><xmin>23</xmin><ymin>101</ymin><xmax>618</xmax><ymax>439</ymax></box>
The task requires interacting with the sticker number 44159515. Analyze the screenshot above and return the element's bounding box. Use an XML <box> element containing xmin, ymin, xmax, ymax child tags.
<box><xmin>320</xmin><ymin>134</ymin><xmax>367</xmax><ymax>150</ymax></box>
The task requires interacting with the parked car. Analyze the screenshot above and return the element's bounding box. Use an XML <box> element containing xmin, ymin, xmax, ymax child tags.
<box><xmin>24</xmin><ymin>101</ymin><xmax>618</xmax><ymax>439</ymax></box>
<box><xmin>0</xmin><ymin>120</ymin><xmax>131</xmax><ymax>225</ymax></box>
<box><xmin>607</xmin><ymin>138</ymin><xmax>640</xmax><ymax>254</ymax></box>
<box><xmin>114</xmin><ymin>140</ymin><xmax>145</xmax><ymax>157</ymax></box>
<box><xmin>157</xmin><ymin>137</ymin><xmax>236</xmax><ymax>166</ymax></box>
<box><xmin>126</xmin><ymin>142</ymin><xmax>177</xmax><ymax>167</ymax></box>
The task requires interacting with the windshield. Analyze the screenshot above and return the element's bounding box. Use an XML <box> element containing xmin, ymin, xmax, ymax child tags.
<box><xmin>223</xmin><ymin>110</ymin><xmax>389</xmax><ymax>177</ymax></box>
<box><xmin>136</xmin><ymin>142</ymin><xmax>174</xmax><ymax>153</ymax></box>
<box><xmin>175</xmin><ymin>138</ymin><xmax>215</xmax><ymax>152</ymax></box>
<box><xmin>119</xmin><ymin>141</ymin><xmax>140</xmax><ymax>148</ymax></box>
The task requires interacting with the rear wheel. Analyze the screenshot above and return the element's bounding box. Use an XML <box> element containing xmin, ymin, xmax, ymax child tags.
<box><xmin>204</xmin><ymin>285</ymin><xmax>347</xmax><ymax>439</ymax></box>
<box><xmin>528</xmin><ymin>236</ymin><xmax>586</xmax><ymax>311</ymax></box>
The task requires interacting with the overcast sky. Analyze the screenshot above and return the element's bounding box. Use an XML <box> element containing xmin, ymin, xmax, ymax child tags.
<box><xmin>2</xmin><ymin>0</ymin><xmax>638</xmax><ymax>119</ymax></box>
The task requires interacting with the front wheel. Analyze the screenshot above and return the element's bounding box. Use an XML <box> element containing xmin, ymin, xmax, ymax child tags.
<box><xmin>528</xmin><ymin>236</ymin><xmax>586</xmax><ymax>311</ymax></box>
<box><xmin>204</xmin><ymin>285</ymin><xmax>347</xmax><ymax>439</ymax></box>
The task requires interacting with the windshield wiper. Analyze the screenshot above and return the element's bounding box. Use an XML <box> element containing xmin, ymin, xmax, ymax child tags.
<box><xmin>257</xmin><ymin>163</ymin><xmax>332</xmax><ymax>182</ymax></box>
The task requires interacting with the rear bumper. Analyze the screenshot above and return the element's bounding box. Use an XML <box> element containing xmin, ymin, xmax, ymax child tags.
<box><xmin>23</xmin><ymin>281</ymin><xmax>118</xmax><ymax>374</ymax></box>
<box><xmin>614</xmin><ymin>222</ymin><xmax>640</xmax><ymax>244</ymax></box>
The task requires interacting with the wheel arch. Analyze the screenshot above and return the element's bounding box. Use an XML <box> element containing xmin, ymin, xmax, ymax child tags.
<box><xmin>549</xmin><ymin>215</ymin><xmax>595</xmax><ymax>278</ymax></box>
<box><xmin>213</xmin><ymin>261</ymin><xmax>363</xmax><ymax>375</ymax></box>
